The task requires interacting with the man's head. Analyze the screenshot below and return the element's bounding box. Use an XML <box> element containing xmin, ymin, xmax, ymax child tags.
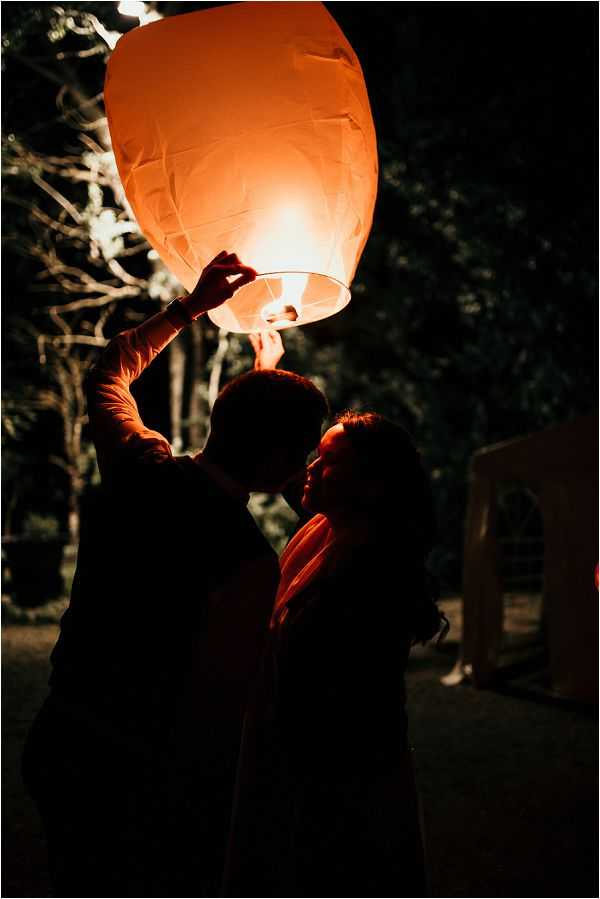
<box><xmin>205</xmin><ymin>369</ymin><xmax>328</xmax><ymax>492</ymax></box>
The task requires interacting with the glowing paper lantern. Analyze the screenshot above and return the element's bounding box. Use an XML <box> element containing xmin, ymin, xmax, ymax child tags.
<box><xmin>105</xmin><ymin>1</ymin><xmax>378</xmax><ymax>332</ymax></box>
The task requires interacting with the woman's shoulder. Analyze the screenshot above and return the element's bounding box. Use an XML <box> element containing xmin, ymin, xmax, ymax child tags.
<box><xmin>282</xmin><ymin>513</ymin><xmax>328</xmax><ymax>554</ymax></box>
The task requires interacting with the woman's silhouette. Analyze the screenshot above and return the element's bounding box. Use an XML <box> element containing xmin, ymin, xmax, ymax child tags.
<box><xmin>225</xmin><ymin>409</ymin><xmax>448</xmax><ymax>897</ymax></box>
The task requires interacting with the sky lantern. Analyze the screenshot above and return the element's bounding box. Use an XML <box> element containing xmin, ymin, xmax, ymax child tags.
<box><xmin>105</xmin><ymin>1</ymin><xmax>378</xmax><ymax>332</ymax></box>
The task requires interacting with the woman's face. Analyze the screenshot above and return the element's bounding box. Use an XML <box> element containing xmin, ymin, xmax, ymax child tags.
<box><xmin>302</xmin><ymin>424</ymin><xmax>373</xmax><ymax>517</ymax></box>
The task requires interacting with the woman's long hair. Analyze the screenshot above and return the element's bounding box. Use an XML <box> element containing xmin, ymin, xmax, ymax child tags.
<box><xmin>336</xmin><ymin>410</ymin><xmax>449</xmax><ymax>645</ymax></box>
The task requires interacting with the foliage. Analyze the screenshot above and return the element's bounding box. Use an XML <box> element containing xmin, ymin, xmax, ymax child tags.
<box><xmin>1</xmin><ymin>594</ymin><xmax>69</xmax><ymax>626</ymax></box>
<box><xmin>20</xmin><ymin>512</ymin><xmax>62</xmax><ymax>540</ymax></box>
<box><xmin>248</xmin><ymin>493</ymin><xmax>298</xmax><ymax>556</ymax></box>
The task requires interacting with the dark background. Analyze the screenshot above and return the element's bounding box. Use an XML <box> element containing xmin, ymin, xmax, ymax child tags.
<box><xmin>2</xmin><ymin>1</ymin><xmax>598</xmax><ymax>586</ymax></box>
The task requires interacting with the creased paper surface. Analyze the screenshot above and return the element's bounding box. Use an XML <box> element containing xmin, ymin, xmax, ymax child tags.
<box><xmin>105</xmin><ymin>1</ymin><xmax>378</xmax><ymax>331</ymax></box>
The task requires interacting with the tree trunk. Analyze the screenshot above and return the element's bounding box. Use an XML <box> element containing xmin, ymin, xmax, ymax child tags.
<box><xmin>188</xmin><ymin>320</ymin><xmax>207</xmax><ymax>450</ymax></box>
<box><xmin>208</xmin><ymin>329</ymin><xmax>230</xmax><ymax>411</ymax></box>
<box><xmin>67</xmin><ymin>480</ymin><xmax>81</xmax><ymax>547</ymax></box>
<box><xmin>169</xmin><ymin>336</ymin><xmax>186</xmax><ymax>454</ymax></box>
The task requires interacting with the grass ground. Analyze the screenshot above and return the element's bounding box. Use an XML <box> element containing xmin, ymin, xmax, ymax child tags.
<box><xmin>2</xmin><ymin>599</ymin><xmax>597</xmax><ymax>898</ymax></box>
<box><xmin>2</xmin><ymin>626</ymin><xmax>55</xmax><ymax>898</ymax></box>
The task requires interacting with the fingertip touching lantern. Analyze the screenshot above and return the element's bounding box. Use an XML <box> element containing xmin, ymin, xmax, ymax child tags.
<box><xmin>105</xmin><ymin>1</ymin><xmax>378</xmax><ymax>332</ymax></box>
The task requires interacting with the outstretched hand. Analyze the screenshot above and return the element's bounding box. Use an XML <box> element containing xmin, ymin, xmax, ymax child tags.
<box><xmin>250</xmin><ymin>330</ymin><xmax>285</xmax><ymax>370</ymax></box>
<box><xmin>183</xmin><ymin>251</ymin><xmax>256</xmax><ymax>319</ymax></box>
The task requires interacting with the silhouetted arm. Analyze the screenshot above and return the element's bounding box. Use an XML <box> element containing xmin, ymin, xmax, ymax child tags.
<box><xmin>87</xmin><ymin>251</ymin><xmax>256</xmax><ymax>478</ymax></box>
<box><xmin>86</xmin><ymin>311</ymin><xmax>182</xmax><ymax>477</ymax></box>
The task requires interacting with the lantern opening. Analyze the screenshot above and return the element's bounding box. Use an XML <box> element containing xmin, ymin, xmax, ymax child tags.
<box><xmin>211</xmin><ymin>271</ymin><xmax>351</xmax><ymax>333</ymax></box>
<box><xmin>259</xmin><ymin>271</ymin><xmax>307</xmax><ymax>326</ymax></box>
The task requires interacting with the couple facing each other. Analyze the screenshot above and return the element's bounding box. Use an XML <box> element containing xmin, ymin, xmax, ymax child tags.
<box><xmin>23</xmin><ymin>251</ymin><xmax>447</xmax><ymax>897</ymax></box>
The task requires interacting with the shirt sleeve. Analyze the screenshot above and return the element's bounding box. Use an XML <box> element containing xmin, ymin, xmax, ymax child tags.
<box><xmin>86</xmin><ymin>308</ymin><xmax>184</xmax><ymax>478</ymax></box>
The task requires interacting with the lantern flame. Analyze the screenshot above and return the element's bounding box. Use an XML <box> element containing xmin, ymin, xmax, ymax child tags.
<box><xmin>253</xmin><ymin>204</ymin><xmax>314</xmax><ymax>325</ymax></box>
<box><xmin>260</xmin><ymin>272</ymin><xmax>308</xmax><ymax>326</ymax></box>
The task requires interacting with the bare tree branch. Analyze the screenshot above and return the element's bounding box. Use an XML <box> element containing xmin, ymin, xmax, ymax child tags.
<box><xmin>2</xmin><ymin>194</ymin><xmax>85</xmax><ymax>240</ymax></box>
<box><xmin>7</xmin><ymin>50</ymin><xmax>66</xmax><ymax>88</ymax></box>
<box><xmin>31</xmin><ymin>173</ymin><xmax>83</xmax><ymax>224</ymax></box>
<box><xmin>94</xmin><ymin>304</ymin><xmax>115</xmax><ymax>339</ymax></box>
<box><xmin>48</xmin><ymin>335</ymin><xmax>108</xmax><ymax>348</ymax></box>
<box><xmin>48</xmin><ymin>306</ymin><xmax>71</xmax><ymax>339</ymax></box>
<box><xmin>56</xmin><ymin>45</ymin><xmax>105</xmax><ymax>60</ymax></box>
<box><xmin>107</xmin><ymin>258</ymin><xmax>148</xmax><ymax>288</ymax></box>
<box><xmin>78</xmin><ymin>134</ymin><xmax>106</xmax><ymax>155</ymax></box>
<box><xmin>47</xmin><ymin>291</ymin><xmax>141</xmax><ymax>313</ymax></box>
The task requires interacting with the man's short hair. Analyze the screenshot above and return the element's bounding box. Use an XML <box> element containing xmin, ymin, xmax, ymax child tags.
<box><xmin>210</xmin><ymin>369</ymin><xmax>328</xmax><ymax>476</ymax></box>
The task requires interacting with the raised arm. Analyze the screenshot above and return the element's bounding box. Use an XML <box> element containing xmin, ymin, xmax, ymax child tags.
<box><xmin>88</xmin><ymin>251</ymin><xmax>256</xmax><ymax>478</ymax></box>
<box><xmin>249</xmin><ymin>330</ymin><xmax>285</xmax><ymax>370</ymax></box>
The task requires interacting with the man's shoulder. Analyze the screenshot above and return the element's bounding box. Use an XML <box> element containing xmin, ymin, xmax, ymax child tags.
<box><xmin>169</xmin><ymin>456</ymin><xmax>277</xmax><ymax>559</ymax></box>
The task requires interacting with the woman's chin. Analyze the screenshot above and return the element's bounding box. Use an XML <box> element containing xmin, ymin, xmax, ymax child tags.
<box><xmin>301</xmin><ymin>491</ymin><xmax>318</xmax><ymax>513</ymax></box>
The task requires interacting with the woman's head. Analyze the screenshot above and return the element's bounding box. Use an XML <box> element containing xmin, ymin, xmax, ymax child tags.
<box><xmin>303</xmin><ymin>411</ymin><xmax>435</xmax><ymax>551</ymax></box>
<box><xmin>303</xmin><ymin>410</ymin><xmax>446</xmax><ymax>645</ymax></box>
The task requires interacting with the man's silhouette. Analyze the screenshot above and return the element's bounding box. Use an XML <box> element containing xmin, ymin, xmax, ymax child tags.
<box><xmin>23</xmin><ymin>252</ymin><xmax>328</xmax><ymax>897</ymax></box>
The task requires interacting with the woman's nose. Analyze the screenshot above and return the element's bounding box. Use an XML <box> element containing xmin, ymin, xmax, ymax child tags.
<box><xmin>307</xmin><ymin>457</ymin><xmax>320</xmax><ymax>474</ymax></box>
